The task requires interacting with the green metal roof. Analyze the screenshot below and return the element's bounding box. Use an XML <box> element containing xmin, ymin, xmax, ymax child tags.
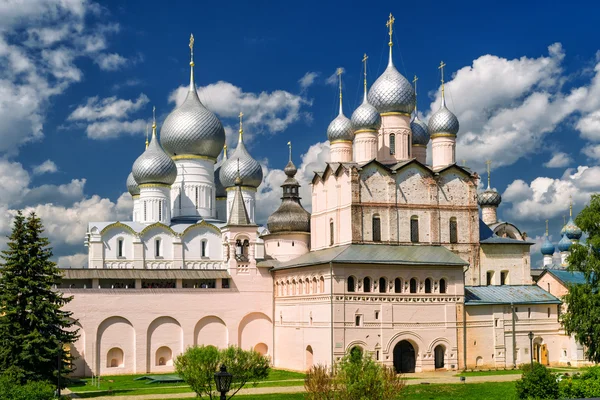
<box><xmin>465</xmin><ymin>285</ymin><xmax>561</xmax><ymax>306</ymax></box>
<box><xmin>272</xmin><ymin>244</ymin><xmax>468</xmax><ymax>270</ymax></box>
<box><xmin>543</xmin><ymin>269</ymin><xmax>587</xmax><ymax>286</ymax></box>
<box><xmin>60</xmin><ymin>268</ymin><xmax>230</xmax><ymax>280</ymax></box>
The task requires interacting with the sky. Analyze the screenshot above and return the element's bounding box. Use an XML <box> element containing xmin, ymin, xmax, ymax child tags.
<box><xmin>0</xmin><ymin>0</ymin><xmax>598</xmax><ymax>268</ymax></box>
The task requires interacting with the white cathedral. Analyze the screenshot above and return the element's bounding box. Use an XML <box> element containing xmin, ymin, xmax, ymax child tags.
<box><xmin>61</xmin><ymin>17</ymin><xmax>586</xmax><ymax>377</ymax></box>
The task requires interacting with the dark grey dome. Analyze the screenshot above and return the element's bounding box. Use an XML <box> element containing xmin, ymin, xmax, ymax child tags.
<box><xmin>411</xmin><ymin>115</ymin><xmax>430</xmax><ymax>146</ymax></box>
<box><xmin>478</xmin><ymin>188</ymin><xmax>502</xmax><ymax>207</ymax></box>
<box><xmin>127</xmin><ymin>172</ymin><xmax>140</xmax><ymax>196</ymax></box>
<box><xmin>267</xmin><ymin>160</ymin><xmax>310</xmax><ymax>233</ymax></box>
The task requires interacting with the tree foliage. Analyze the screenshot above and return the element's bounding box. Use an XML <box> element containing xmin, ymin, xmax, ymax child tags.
<box><xmin>174</xmin><ymin>345</ymin><xmax>270</xmax><ymax>399</ymax></box>
<box><xmin>558</xmin><ymin>366</ymin><xmax>600</xmax><ymax>398</ymax></box>
<box><xmin>0</xmin><ymin>211</ymin><xmax>79</xmax><ymax>385</ymax></box>
<box><xmin>515</xmin><ymin>362</ymin><xmax>558</xmax><ymax>400</ymax></box>
<box><xmin>561</xmin><ymin>194</ymin><xmax>600</xmax><ymax>362</ymax></box>
<box><xmin>0</xmin><ymin>369</ymin><xmax>54</xmax><ymax>400</ymax></box>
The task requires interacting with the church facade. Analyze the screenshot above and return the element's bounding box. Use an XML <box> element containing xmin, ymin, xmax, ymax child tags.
<box><xmin>61</xmin><ymin>21</ymin><xmax>582</xmax><ymax>377</ymax></box>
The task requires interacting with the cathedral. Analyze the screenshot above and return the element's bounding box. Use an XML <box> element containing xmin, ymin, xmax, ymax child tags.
<box><xmin>61</xmin><ymin>16</ymin><xmax>586</xmax><ymax>377</ymax></box>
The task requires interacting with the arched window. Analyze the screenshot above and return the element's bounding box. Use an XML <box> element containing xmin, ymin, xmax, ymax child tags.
<box><xmin>379</xmin><ymin>277</ymin><xmax>386</xmax><ymax>293</ymax></box>
<box><xmin>449</xmin><ymin>217</ymin><xmax>458</xmax><ymax>244</ymax></box>
<box><xmin>407</xmin><ymin>135</ymin><xmax>411</xmax><ymax>158</ymax></box>
<box><xmin>410</xmin><ymin>216</ymin><xmax>419</xmax><ymax>243</ymax></box>
<box><xmin>144</xmin><ymin>201</ymin><xmax>147</xmax><ymax>221</ymax></box>
<box><xmin>242</xmin><ymin>239</ymin><xmax>250</xmax><ymax>258</ymax></box>
<box><xmin>394</xmin><ymin>278</ymin><xmax>402</xmax><ymax>293</ymax></box>
<box><xmin>425</xmin><ymin>278</ymin><xmax>432</xmax><ymax>293</ymax></box>
<box><xmin>312</xmin><ymin>277</ymin><xmax>317</xmax><ymax>294</ymax></box>
<box><xmin>330</xmin><ymin>220</ymin><xmax>334</xmax><ymax>246</ymax></box>
<box><xmin>501</xmin><ymin>271</ymin><xmax>508</xmax><ymax>285</ymax></box>
<box><xmin>363</xmin><ymin>277</ymin><xmax>371</xmax><ymax>293</ymax></box>
<box><xmin>410</xmin><ymin>278</ymin><xmax>417</xmax><ymax>293</ymax></box>
<box><xmin>155</xmin><ymin>238</ymin><xmax>161</xmax><ymax>257</ymax></box>
<box><xmin>158</xmin><ymin>200</ymin><xmax>162</xmax><ymax>221</ymax></box>
<box><xmin>195</xmin><ymin>187</ymin><xmax>199</xmax><ymax>210</ymax></box>
<box><xmin>372</xmin><ymin>215</ymin><xmax>381</xmax><ymax>242</ymax></box>
<box><xmin>439</xmin><ymin>278</ymin><xmax>447</xmax><ymax>294</ymax></box>
<box><xmin>319</xmin><ymin>277</ymin><xmax>325</xmax><ymax>293</ymax></box>
<box><xmin>486</xmin><ymin>271</ymin><xmax>494</xmax><ymax>286</ymax></box>
<box><xmin>201</xmin><ymin>240</ymin><xmax>207</xmax><ymax>257</ymax></box>
<box><xmin>347</xmin><ymin>276</ymin><xmax>356</xmax><ymax>292</ymax></box>
<box><xmin>389</xmin><ymin>133</ymin><xmax>396</xmax><ymax>155</ymax></box>
<box><xmin>117</xmin><ymin>238</ymin><xmax>124</xmax><ymax>258</ymax></box>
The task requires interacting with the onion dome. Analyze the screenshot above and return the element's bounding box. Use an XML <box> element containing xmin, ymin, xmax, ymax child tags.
<box><xmin>132</xmin><ymin>122</ymin><xmax>177</xmax><ymax>186</ymax></box>
<box><xmin>565</xmin><ymin>216</ymin><xmax>582</xmax><ymax>241</ymax></box>
<box><xmin>367</xmin><ymin>45</ymin><xmax>415</xmax><ymax>114</ymax></box>
<box><xmin>126</xmin><ymin>172</ymin><xmax>140</xmax><ymax>196</ymax></box>
<box><xmin>214</xmin><ymin>145</ymin><xmax>227</xmax><ymax>198</ymax></box>
<box><xmin>160</xmin><ymin>35</ymin><xmax>225</xmax><ymax>159</ymax></box>
<box><xmin>541</xmin><ymin>236</ymin><xmax>555</xmax><ymax>256</ymax></box>
<box><xmin>328</xmin><ymin>69</ymin><xmax>354</xmax><ymax>142</ymax></box>
<box><xmin>219</xmin><ymin>115</ymin><xmax>263</xmax><ymax>189</ymax></box>
<box><xmin>558</xmin><ymin>235</ymin><xmax>572</xmax><ymax>252</ymax></box>
<box><xmin>428</xmin><ymin>95</ymin><xmax>459</xmax><ymax>136</ymax></box>
<box><xmin>411</xmin><ymin>115</ymin><xmax>430</xmax><ymax>146</ymax></box>
<box><xmin>267</xmin><ymin>159</ymin><xmax>311</xmax><ymax>233</ymax></box>
<box><xmin>351</xmin><ymin>61</ymin><xmax>381</xmax><ymax>133</ymax></box>
<box><xmin>560</xmin><ymin>224</ymin><xmax>566</xmax><ymax>237</ymax></box>
<box><xmin>478</xmin><ymin>188</ymin><xmax>502</xmax><ymax>207</ymax></box>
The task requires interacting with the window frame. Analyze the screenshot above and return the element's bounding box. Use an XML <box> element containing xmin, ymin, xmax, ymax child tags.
<box><xmin>410</xmin><ymin>216</ymin><xmax>419</xmax><ymax>243</ymax></box>
<box><xmin>449</xmin><ymin>217</ymin><xmax>458</xmax><ymax>244</ymax></box>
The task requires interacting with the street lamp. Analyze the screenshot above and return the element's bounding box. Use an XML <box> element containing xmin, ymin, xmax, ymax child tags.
<box><xmin>528</xmin><ymin>331</ymin><xmax>534</xmax><ymax>368</ymax></box>
<box><xmin>214</xmin><ymin>364</ymin><xmax>232</xmax><ymax>400</ymax></box>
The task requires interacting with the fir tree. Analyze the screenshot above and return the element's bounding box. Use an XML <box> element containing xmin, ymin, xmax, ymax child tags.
<box><xmin>0</xmin><ymin>211</ymin><xmax>79</xmax><ymax>385</ymax></box>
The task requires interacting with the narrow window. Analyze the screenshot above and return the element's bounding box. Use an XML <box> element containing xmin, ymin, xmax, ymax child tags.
<box><xmin>195</xmin><ymin>187</ymin><xmax>199</xmax><ymax>210</ymax></box>
<box><xmin>449</xmin><ymin>217</ymin><xmax>458</xmax><ymax>244</ymax></box>
<box><xmin>439</xmin><ymin>278</ymin><xmax>447</xmax><ymax>294</ymax></box>
<box><xmin>179</xmin><ymin>187</ymin><xmax>182</xmax><ymax>209</ymax></box>
<box><xmin>547</xmin><ymin>307</ymin><xmax>551</xmax><ymax>318</ymax></box>
<box><xmin>379</xmin><ymin>277</ymin><xmax>386</xmax><ymax>293</ymax></box>
<box><xmin>425</xmin><ymin>278</ymin><xmax>432</xmax><ymax>293</ymax></box>
<box><xmin>144</xmin><ymin>201</ymin><xmax>147</xmax><ymax>221</ymax></box>
<box><xmin>155</xmin><ymin>238</ymin><xmax>161</xmax><ymax>257</ymax></box>
<box><xmin>330</xmin><ymin>220</ymin><xmax>334</xmax><ymax>246</ymax></box>
<box><xmin>372</xmin><ymin>215</ymin><xmax>381</xmax><ymax>242</ymax></box>
<box><xmin>528</xmin><ymin>308</ymin><xmax>531</xmax><ymax>319</ymax></box>
<box><xmin>355</xmin><ymin>315</ymin><xmax>361</xmax><ymax>327</ymax></box>
<box><xmin>410</xmin><ymin>278</ymin><xmax>417</xmax><ymax>293</ymax></box>
<box><xmin>500</xmin><ymin>271</ymin><xmax>508</xmax><ymax>285</ymax></box>
<box><xmin>363</xmin><ymin>277</ymin><xmax>371</xmax><ymax>293</ymax></box>
<box><xmin>407</xmin><ymin>135</ymin><xmax>411</xmax><ymax>157</ymax></box>
<box><xmin>222</xmin><ymin>279</ymin><xmax>230</xmax><ymax>289</ymax></box>
<box><xmin>410</xmin><ymin>216</ymin><xmax>419</xmax><ymax>243</ymax></box>
<box><xmin>389</xmin><ymin>133</ymin><xmax>395</xmax><ymax>155</ymax></box>
<box><xmin>375</xmin><ymin>311</ymin><xmax>380</xmax><ymax>320</ymax></box>
<box><xmin>117</xmin><ymin>239</ymin><xmax>124</xmax><ymax>258</ymax></box>
<box><xmin>201</xmin><ymin>240</ymin><xmax>207</xmax><ymax>257</ymax></box>
<box><xmin>394</xmin><ymin>278</ymin><xmax>401</xmax><ymax>293</ymax></box>
<box><xmin>347</xmin><ymin>276</ymin><xmax>355</xmax><ymax>293</ymax></box>
<box><xmin>486</xmin><ymin>271</ymin><xmax>494</xmax><ymax>286</ymax></box>
<box><xmin>158</xmin><ymin>200</ymin><xmax>162</xmax><ymax>221</ymax></box>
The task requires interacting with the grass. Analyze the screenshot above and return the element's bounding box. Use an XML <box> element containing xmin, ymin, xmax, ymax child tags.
<box><xmin>455</xmin><ymin>369</ymin><xmax>523</xmax><ymax>377</ymax></box>
<box><xmin>402</xmin><ymin>381</ymin><xmax>517</xmax><ymax>399</ymax></box>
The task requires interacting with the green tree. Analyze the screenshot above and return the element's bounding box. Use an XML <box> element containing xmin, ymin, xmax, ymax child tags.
<box><xmin>561</xmin><ymin>194</ymin><xmax>600</xmax><ymax>362</ymax></box>
<box><xmin>515</xmin><ymin>362</ymin><xmax>559</xmax><ymax>399</ymax></box>
<box><xmin>0</xmin><ymin>211</ymin><xmax>79</xmax><ymax>385</ymax></box>
<box><xmin>174</xmin><ymin>345</ymin><xmax>270</xmax><ymax>399</ymax></box>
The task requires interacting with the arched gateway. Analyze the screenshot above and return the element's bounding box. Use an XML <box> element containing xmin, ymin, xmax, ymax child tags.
<box><xmin>393</xmin><ymin>340</ymin><xmax>416</xmax><ymax>373</ymax></box>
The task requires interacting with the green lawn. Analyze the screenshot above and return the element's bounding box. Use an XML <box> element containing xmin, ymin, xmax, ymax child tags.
<box><xmin>402</xmin><ymin>381</ymin><xmax>516</xmax><ymax>399</ymax></box>
<box><xmin>455</xmin><ymin>369</ymin><xmax>523</xmax><ymax>377</ymax></box>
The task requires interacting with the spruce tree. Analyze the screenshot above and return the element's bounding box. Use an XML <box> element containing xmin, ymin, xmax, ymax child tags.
<box><xmin>0</xmin><ymin>211</ymin><xmax>79</xmax><ymax>384</ymax></box>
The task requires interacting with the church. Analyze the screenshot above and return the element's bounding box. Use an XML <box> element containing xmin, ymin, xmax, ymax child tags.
<box><xmin>60</xmin><ymin>15</ymin><xmax>585</xmax><ymax>377</ymax></box>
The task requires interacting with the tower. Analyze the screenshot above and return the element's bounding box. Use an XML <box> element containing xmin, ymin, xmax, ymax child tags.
<box><xmin>429</xmin><ymin>61</ymin><xmax>459</xmax><ymax>170</ymax></box>
<box><xmin>477</xmin><ymin>161</ymin><xmax>502</xmax><ymax>225</ymax></box>
<box><xmin>351</xmin><ymin>54</ymin><xmax>381</xmax><ymax>163</ymax></box>
<box><xmin>410</xmin><ymin>75</ymin><xmax>430</xmax><ymax>164</ymax></box>
<box><xmin>328</xmin><ymin>68</ymin><xmax>353</xmax><ymax>163</ymax></box>
<box><xmin>540</xmin><ymin>220</ymin><xmax>555</xmax><ymax>267</ymax></box>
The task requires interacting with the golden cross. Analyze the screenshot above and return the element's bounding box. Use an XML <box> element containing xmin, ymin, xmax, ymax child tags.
<box><xmin>439</xmin><ymin>61</ymin><xmax>446</xmax><ymax>85</ymax></box>
<box><xmin>238</xmin><ymin>112</ymin><xmax>244</xmax><ymax>134</ymax></box>
<box><xmin>386</xmin><ymin>13</ymin><xmax>395</xmax><ymax>46</ymax></box>
<box><xmin>413</xmin><ymin>75</ymin><xmax>418</xmax><ymax>95</ymax></box>
<box><xmin>545</xmin><ymin>219</ymin><xmax>549</xmax><ymax>236</ymax></box>
<box><xmin>337</xmin><ymin>68</ymin><xmax>343</xmax><ymax>103</ymax></box>
<box><xmin>569</xmin><ymin>195</ymin><xmax>573</xmax><ymax>216</ymax></box>
<box><xmin>287</xmin><ymin>141</ymin><xmax>292</xmax><ymax>162</ymax></box>
<box><xmin>362</xmin><ymin>54</ymin><xmax>368</xmax><ymax>93</ymax></box>
<box><xmin>152</xmin><ymin>106</ymin><xmax>156</xmax><ymax>128</ymax></box>
<box><xmin>145</xmin><ymin>124</ymin><xmax>149</xmax><ymax>148</ymax></box>
<box><xmin>485</xmin><ymin>160</ymin><xmax>492</xmax><ymax>187</ymax></box>
<box><xmin>189</xmin><ymin>34</ymin><xmax>195</xmax><ymax>65</ymax></box>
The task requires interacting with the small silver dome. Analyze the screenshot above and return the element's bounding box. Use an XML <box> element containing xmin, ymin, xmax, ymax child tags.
<box><xmin>327</xmin><ymin>112</ymin><xmax>353</xmax><ymax>142</ymax></box>
<box><xmin>351</xmin><ymin>93</ymin><xmax>381</xmax><ymax>132</ymax></box>
<box><xmin>126</xmin><ymin>172</ymin><xmax>140</xmax><ymax>196</ymax></box>
<box><xmin>367</xmin><ymin>52</ymin><xmax>415</xmax><ymax>114</ymax></box>
<box><xmin>477</xmin><ymin>188</ymin><xmax>502</xmax><ymax>207</ymax></box>
<box><xmin>219</xmin><ymin>135</ymin><xmax>263</xmax><ymax>188</ymax></box>
<box><xmin>214</xmin><ymin>147</ymin><xmax>227</xmax><ymax>198</ymax></box>
<box><xmin>132</xmin><ymin>126</ymin><xmax>177</xmax><ymax>186</ymax></box>
<box><xmin>411</xmin><ymin>115</ymin><xmax>430</xmax><ymax>146</ymax></box>
<box><xmin>428</xmin><ymin>97</ymin><xmax>459</xmax><ymax>136</ymax></box>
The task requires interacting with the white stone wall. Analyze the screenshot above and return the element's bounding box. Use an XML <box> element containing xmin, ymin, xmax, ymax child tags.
<box><xmin>226</xmin><ymin>189</ymin><xmax>256</xmax><ymax>224</ymax></box>
<box><xmin>353</xmin><ymin>131</ymin><xmax>378</xmax><ymax>163</ymax></box>
<box><xmin>478</xmin><ymin>244</ymin><xmax>531</xmax><ymax>286</ymax></box>
<box><xmin>330</xmin><ymin>141</ymin><xmax>353</xmax><ymax>163</ymax></box>
<box><xmin>171</xmin><ymin>158</ymin><xmax>216</xmax><ymax>220</ymax></box>
<box><xmin>431</xmin><ymin>136</ymin><xmax>456</xmax><ymax>170</ymax></box>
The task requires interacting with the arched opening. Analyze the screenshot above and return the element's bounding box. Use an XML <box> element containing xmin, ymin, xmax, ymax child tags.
<box><xmin>410</xmin><ymin>216</ymin><xmax>419</xmax><ymax>243</ymax></box>
<box><xmin>389</xmin><ymin>133</ymin><xmax>396</xmax><ymax>155</ymax></box>
<box><xmin>330</xmin><ymin>220</ymin><xmax>334</xmax><ymax>246</ymax></box>
<box><xmin>349</xmin><ymin>346</ymin><xmax>363</xmax><ymax>361</ymax></box>
<box><xmin>434</xmin><ymin>345</ymin><xmax>445</xmax><ymax>369</ymax></box>
<box><xmin>425</xmin><ymin>278</ymin><xmax>432</xmax><ymax>293</ymax></box>
<box><xmin>393</xmin><ymin>341</ymin><xmax>416</xmax><ymax>373</ymax></box>
<box><xmin>117</xmin><ymin>238</ymin><xmax>124</xmax><ymax>257</ymax></box>
<box><xmin>475</xmin><ymin>356</ymin><xmax>483</xmax><ymax>367</ymax></box>
<box><xmin>312</xmin><ymin>277</ymin><xmax>317</xmax><ymax>294</ymax></box>
<box><xmin>410</xmin><ymin>278</ymin><xmax>417</xmax><ymax>293</ymax></box>
<box><xmin>254</xmin><ymin>343</ymin><xmax>268</xmax><ymax>356</ymax></box>
<box><xmin>486</xmin><ymin>271</ymin><xmax>494</xmax><ymax>286</ymax></box>
<box><xmin>379</xmin><ymin>277</ymin><xmax>386</xmax><ymax>293</ymax></box>
<box><xmin>500</xmin><ymin>271</ymin><xmax>508</xmax><ymax>285</ymax></box>
<box><xmin>155</xmin><ymin>238</ymin><xmax>161</xmax><ymax>257</ymax></box>
<box><xmin>106</xmin><ymin>347</ymin><xmax>124</xmax><ymax>368</ymax></box>
<box><xmin>439</xmin><ymin>278</ymin><xmax>447</xmax><ymax>294</ymax></box>
<box><xmin>372</xmin><ymin>215</ymin><xmax>381</xmax><ymax>242</ymax></box>
<box><xmin>319</xmin><ymin>276</ymin><xmax>325</xmax><ymax>293</ymax></box>
<box><xmin>155</xmin><ymin>346</ymin><xmax>172</xmax><ymax>366</ymax></box>
<box><xmin>449</xmin><ymin>217</ymin><xmax>458</xmax><ymax>244</ymax></box>
<box><xmin>201</xmin><ymin>240</ymin><xmax>208</xmax><ymax>257</ymax></box>
<box><xmin>305</xmin><ymin>345</ymin><xmax>314</xmax><ymax>370</ymax></box>
<box><xmin>363</xmin><ymin>277</ymin><xmax>371</xmax><ymax>293</ymax></box>
<box><xmin>394</xmin><ymin>278</ymin><xmax>402</xmax><ymax>293</ymax></box>
<box><xmin>347</xmin><ymin>276</ymin><xmax>356</xmax><ymax>292</ymax></box>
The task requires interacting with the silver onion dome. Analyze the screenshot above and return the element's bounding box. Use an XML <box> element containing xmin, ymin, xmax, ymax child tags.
<box><xmin>267</xmin><ymin>160</ymin><xmax>311</xmax><ymax>233</ymax></box>
<box><xmin>477</xmin><ymin>188</ymin><xmax>502</xmax><ymax>207</ymax></box>
<box><xmin>411</xmin><ymin>115</ymin><xmax>430</xmax><ymax>146</ymax></box>
<box><xmin>367</xmin><ymin>51</ymin><xmax>415</xmax><ymax>114</ymax></box>
<box><xmin>132</xmin><ymin>126</ymin><xmax>177</xmax><ymax>186</ymax></box>
<box><xmin>219</xmin><ymin>134</ymin><xmax>263</xmax><ymax>189</ymax></box>
<box><xmin>428</xmin><ymin>97</ymin><xmax>459</xmax><ymax>136</ymax></box>
<box><xmin>214</xmin><ymin>146</ymin><xmax>227</xmax><ymax>198</ymax></box>
<box><xmin>126</xmin><ymin>172</ymin><xmax>140</xmax><ymax>196</ymax></box>
<box><xmin>351</xmin><ymin>95</ymin><xmax>381</xmax><ymax>132</ymax></box>
<box><xmin>327</xmin><ymin>112</ymin><xmax>353</xmax><ymax>142</ymax></box>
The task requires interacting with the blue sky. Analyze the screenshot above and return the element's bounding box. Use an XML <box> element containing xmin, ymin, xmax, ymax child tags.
<box><xmin>1</xmin><ymin>0</ymin><xmax>598</xmax><ymax>266</ymax></box>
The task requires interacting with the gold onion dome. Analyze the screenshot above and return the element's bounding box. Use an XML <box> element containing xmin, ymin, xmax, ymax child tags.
<box><xmin>132</xmin><ymin>121</ymin><xmax>177</xmax><ymax>186</ymax></box>
<box><xmin>126</xmin><ymin>172</ymin><xmax>140</xmax><ymax>196</ymax></box>
<box><xmin>267</xmin><ymin>159</ymin><xmax>311</xmax><ymax>233</ymax></box>
<box><xmin>160</xmin><ymin>34</ymin><xmax>226</xmax><ymax>159</ymax></box>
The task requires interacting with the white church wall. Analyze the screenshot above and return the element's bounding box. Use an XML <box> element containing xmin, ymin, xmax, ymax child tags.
<box><xmin>395</xmin><ymin>166</ymin><xmax>430</xmax><ymax>205</ymax></box>
<box><xmin>182</xmin><ymin>226</ymin><xmax>223</xmax><ymax>262</ymax></box>
<box><xmin>142</xmin><ymin>227</ymin><xmax>175</xmax><ymax>264</ymax></box>
<box><xmin>479</xmin><ymin>244</ymin><xmax>531</xmax><ymax>286</ymax></box>
<box><xmin>103</xmin><ymin>227</ymin><xmax>136</xmax><ymax>262</ymax></box>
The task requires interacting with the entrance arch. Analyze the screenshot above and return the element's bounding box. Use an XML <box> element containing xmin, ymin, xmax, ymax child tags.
<box><xmin>305</xmin><ymin>346</ymin><xmax>314</xmax><ymax>370</ymax></box>
<box><xmin>434</xmin><ymin>345</ymin><xmax>445</xmax><ymax>369</ymax></box>
<box><xmin>393</xmin><ymin>340</ymin><xmax>416</xmax><ymax>373</ymax></box>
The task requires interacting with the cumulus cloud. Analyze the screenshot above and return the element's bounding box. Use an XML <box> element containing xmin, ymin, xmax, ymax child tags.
<box><xmin>543</xmin><ymin>152</ymin><xmax>572</xmax><ymax>168</ymax></box>
<box><xmin>95</xmin><ymin>52</ymin><xmax>128</xmax><ymax>71</ymax></box>
<box><xmin>32</xmin><ymin>159</ymin><xmax>58</xmax><ymax>175</ymax></box>
<box><xmin>299</xmin><ymin>72</ymin><xmax>319</xmax><ymax>90</ymax></box>
<box><xmin>582</xmin><ymin>144</ymin><xmax>600</xmax><ymax>160</ymax></box>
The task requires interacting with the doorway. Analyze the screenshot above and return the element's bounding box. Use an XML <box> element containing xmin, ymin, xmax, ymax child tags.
<box><xmin>434</xmin><ymin>345</ymin><xmax>445</xmax><ymax>369</ymax></box>
<box><xmin>393</xmin><ymin>340</ymin><xmax>416</xmax><ymax>373</ymax></box>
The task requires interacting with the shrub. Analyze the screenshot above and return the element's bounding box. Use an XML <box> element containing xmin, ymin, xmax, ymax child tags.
<box><xmin>0</xmin><ymin>372</ymin><xmax>54</xmax><ymax>400</ymax></box>
<box><xmin>559</xmin><ymin>366</ymin><xmax>600</xmax><ymax>398</ymax></box>
<box><xmin>515</xmin><ymin>363</ymin><xmax>558</xmax><ymax>400</ymax></box>
<box><xmin>304</xmin><ymin>364</ymin><xmax>336</xmax><ymax>400</ymax></box>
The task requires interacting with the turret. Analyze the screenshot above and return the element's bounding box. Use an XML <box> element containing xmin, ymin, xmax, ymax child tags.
<box><xmin>540</xmin><ymin>220</ymin><xmax>555</xmax><ymax>267</ymax></box>
<box><xmin>429</xmin><ymin>61</ymin><xmax>459</xmax><ymax>170</ymax></box>
<box><xmin>351</xmin><ymin>54</ymin><xmax>381</xmax><ymax>164</ymax></box>
<box><xmin>410</xmin><ymin>75</ymin><xmax>430</xmax><ymax>164</ymax></box>
<box><xmin>328</xmin><ymin>69</ymin><xmax>353</xmax><ymax>163</ymax></box>
<box><xmin>477</xmin><ymin>161</ymin><xmax>501</xmax><ymax>225</ymax></box>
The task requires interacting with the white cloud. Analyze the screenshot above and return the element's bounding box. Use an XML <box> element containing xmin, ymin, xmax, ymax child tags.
<box><xmin>299</xmin><ymin>72</ymin><xmax>319</xmax><ymax>89</ymax></box>
<box><xmin>33</xmin><ymin>159</ymin><xmax>58</xmax><ymax>175</ymax></box>
<box><xmin>86</xmin><ymin>119</ymin><xmax>147</xmax><ymax>140</ymax></box>
<box><xmin>57</xmin><ymin>253</ymin><xmax>87</xmax><ymax>268</ymax></box>
<box><xmin>582</xmin><ymin>144</ymin><xmax>600</xmax><ymax>160</ymax></box>
<box><xmin>543</xmin><ymin>152</ymin><xmax>572</xmax><ymax>168</ymax></box>
<box><xmin>576</xmin><ymin>110</ymin><xmax>600</xmax><ymax>141</ymax></box>
<box><xmin>95</xmin><ymin>52</ymin><xmax>128</xmax><ymax>71</ymax></box>
<box><xmin>325</xmin><ymin>68</ymin><xmax>344</xmax><ymax>85</ymax></box>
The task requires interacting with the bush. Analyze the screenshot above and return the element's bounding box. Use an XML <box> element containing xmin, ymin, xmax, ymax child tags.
<box><xmin>304</xmin><ymin>364</ymin><xmax>335</xmax><ymax>400</ymax></box>
<box><xmin>559</xmin><ymin>366</ymin><xmax>600</xmax><ymax>398</ymax></box>
<box><xmin>515</xmin><ymin>363</ymin><xmax>558</xmax><ymax>400</ymax></box>
<box><xmin>0</xmin><ymin>372</ymin><xmax>55</xmax><ymax>400</ymax></box>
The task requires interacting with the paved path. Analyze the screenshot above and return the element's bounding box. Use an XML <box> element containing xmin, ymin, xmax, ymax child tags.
<box><xmin>70</xmin><ymin>370</ymin><xmax>526</xmax><ymax>400</ymax></box>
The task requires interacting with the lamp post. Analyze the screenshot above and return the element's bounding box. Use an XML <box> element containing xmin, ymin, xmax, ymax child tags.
<box><xmin>214</xmin><ymin>364</ymin><xmax>232</xmax><ymax>400</ymax></box>
<box><xmin>528</xmin><ymin>331</ymin><xmax>534</xmax><ymax>368</ymax></box>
